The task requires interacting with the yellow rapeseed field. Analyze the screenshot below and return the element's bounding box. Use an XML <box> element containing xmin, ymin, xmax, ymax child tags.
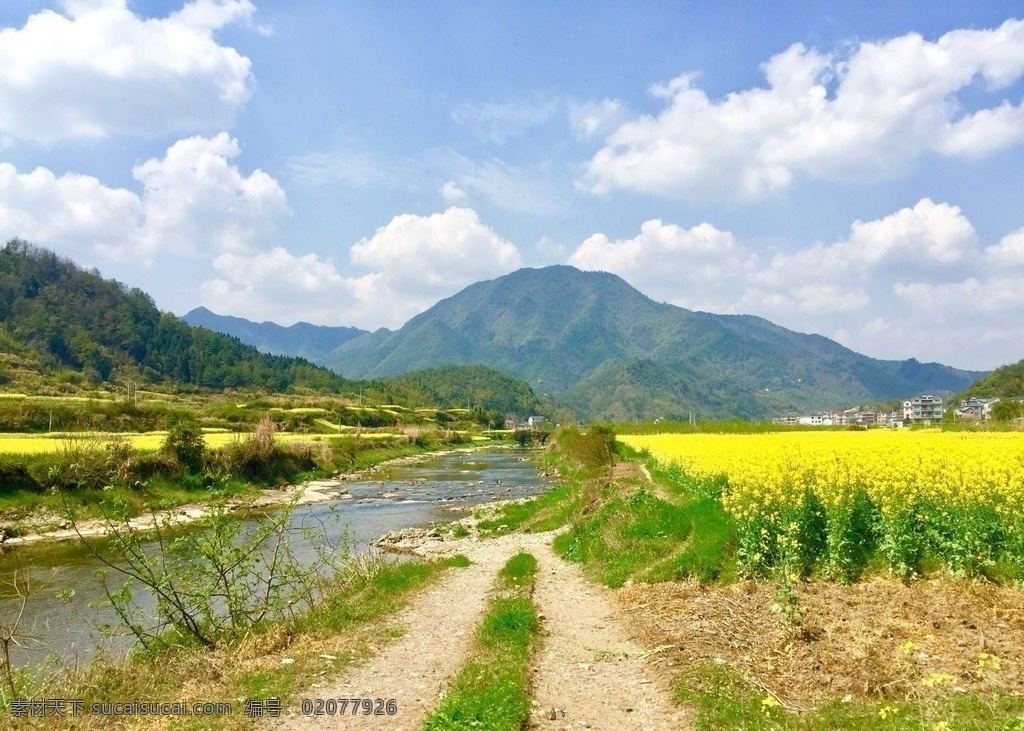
<box><xmin>0</xmin><ymin>430</ymin><xmax>399</xmax><ymax>455</ymax></box>
<box><xmin>621</xmin><ymin>431</ymin><xmax>1024</xmax><ymax>580</ymax></box>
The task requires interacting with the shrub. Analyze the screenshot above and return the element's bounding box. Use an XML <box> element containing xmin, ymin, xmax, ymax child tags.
<box><xmin>162</xmin><ymin>418</ymin><xmax>205</xmax><ymax>472</ymax></box>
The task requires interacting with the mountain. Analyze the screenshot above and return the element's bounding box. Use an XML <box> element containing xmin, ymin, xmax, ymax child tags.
<box><xmin>324</xmin><ymin>265</ymin><xmax>985</xmax><ymax>421</ymax></box>
<box><xmin>184</xmin><ymin>306</ymin><xmax>366</xmax><ymax>363</ymax></box>
<box><xmin>0</xmin><ymin>239</ymin><xmax>350</xmax><ymax>392</ymax></box>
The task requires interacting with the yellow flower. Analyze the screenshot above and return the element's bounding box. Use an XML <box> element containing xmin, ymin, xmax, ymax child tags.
<box><xmin>878</xmin><ymin>704</ymin><xmax>897</xmax><ymax>719</ymax></box>
<box><xmin>921</xmin><ymin>672</ymin><xmax>954</xmax><ymax>688</ymax></box>
<box><xmin>977</xmin><ymin>652</ymin><xmax>1001</xmax><ymax>670</ymax></box>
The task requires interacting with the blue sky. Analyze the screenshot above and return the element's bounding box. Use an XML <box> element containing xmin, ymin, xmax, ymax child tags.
<box><xmin>1</xmin><ymin>1</ymin><xmax>1023</xmax><ymax>371</ymax></box>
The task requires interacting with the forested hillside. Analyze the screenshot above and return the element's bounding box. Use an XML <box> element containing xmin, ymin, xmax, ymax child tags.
<box><xmin>0</xmin><ymin>239</ymin><xmax>349</xmax><ymax>392</ymax></box>
<box><xmin>0</xmin><ymin>240</ymin><xmax>545</xmax><ymax>420</ymax></box>
<box><xmin>958</xmin><ymin>358</ymin><xmax>1024</xmax><ymax>399</ymax></box>
<box><xmin>382</xmin><ymin>365</ymin><xmax>541</xmax><ymax>416</ymax></box>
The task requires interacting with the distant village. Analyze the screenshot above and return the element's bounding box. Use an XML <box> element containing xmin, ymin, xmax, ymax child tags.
<box><xmin>774</xmin><ymin>395</ymin><xmax>1023</xmax><ymax>427</ymax></box>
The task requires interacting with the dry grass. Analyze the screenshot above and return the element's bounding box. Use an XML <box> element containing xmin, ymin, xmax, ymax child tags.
<box><xmin>617</xmin><ymin>576</ymin><xmax>1024</xmax><ymax>711</ymax></box>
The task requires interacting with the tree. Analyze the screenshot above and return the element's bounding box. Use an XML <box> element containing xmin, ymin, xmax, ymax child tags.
<box><xmin>0</xmin><ymin>563</ymin><xmax>48</xmax><ymax>700</ymax></box>
<box><xmin>71</xmin><ymin>497</ymin><xmax>344</xmax><ymax>652</ymax></box>
<box><xmin>991</xmin><ymin>400</ymin><xmax>1024</xmax><ymax>422</ymax></box>
<box><xmin>163</xmin><ymin>417</ymin><xmax>206</xmax><ymax>472</ymax></box>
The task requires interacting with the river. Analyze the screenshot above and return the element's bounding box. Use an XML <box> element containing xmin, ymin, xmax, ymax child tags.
<box><xmin>0</xmin><ymin>446</ymin><xmax>550</xmax><ymax>671</ymax></box>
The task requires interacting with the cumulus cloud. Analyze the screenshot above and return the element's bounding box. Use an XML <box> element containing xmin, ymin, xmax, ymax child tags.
<box><xmin>0</xmin><ymin>0</ymin><xmax>255</xmax><ymax>143</ymax></box>
<box><xmin>0</xmin><ymin>133</ymin><xmax>287</xmax><ymax>264</ymax></box>
<box><xmin>568</xmin><ymin>219</ymin><xmax>752</xmax><ymax>311</ymax></box>
<box><xmin>200</xmin><ymin>247</ymin><xmax>349</xmax><ymax>325</ymax></box>
<box><xmin>755</xmin><ymin>199</ymin><xmax>977</xmax><ymax>290</ymax></box>
<box><xmin>984</xmin><ymin>227</ymin><xmax>1024</xmax><ymax>267</ymax></box>
<box><xmin>131</xmin><ymin>133</ymin><xmax>288</xmax><ymax>259</ymax></box>
<box><xmin>201</xmin><ymin>207</ymin><xmax>524</xmax><ymax>329</ymax></box>
<box><xmin>567</xmin><ymin>199</ymin><xmax>1024</xmax><ymax>368</ymax></box>
<box><xmin>0</xmin><ymin>163</ymin><xmax>143</xmax><ymax>257</ymax></box>
<box><xmin>583</xmin><ymin>19</ymin><xmax>1024</xmax><ymax>199</ymax></box>
<box><xmin>350</xmin><ymin>206</ymin><xmax>521</xmax><ymax>303</ymax></box>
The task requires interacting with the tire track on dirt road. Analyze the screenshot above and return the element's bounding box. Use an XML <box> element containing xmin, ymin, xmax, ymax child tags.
<box><xmin>527</xmin><ymin>539</ymin><xmax>689</xmax><ymax>730</ymax></box>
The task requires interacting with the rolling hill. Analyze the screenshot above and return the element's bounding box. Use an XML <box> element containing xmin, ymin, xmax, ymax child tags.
<box><xmin>956</xmin><ymin>358</ymin><xmax>1024</xmax><ymax>400</ymax></box>
<box><xmin>321</xmin><ymin>266</ymin><xmax>984</xmax><ymax>421</ymax></box>
<box><xmin>0</xmin><ymin>239</ymin><xmax>351</xmax><ymax>392</ymax></box>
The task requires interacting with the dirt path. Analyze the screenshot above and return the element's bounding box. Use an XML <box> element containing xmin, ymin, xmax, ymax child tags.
<box><xmin>272</xmin><ymin>532</ymin><xmax>541</xmax><ymax>730</ymax></box>
<box><xmin>272</xmin><ymin>529</ymin><xmax>687</xmax><ymax>730</ymax></box>
<box><xmin>527</xmin><ymin>540</ymin><xmax>689</xmax><ymax>730</ymax></box>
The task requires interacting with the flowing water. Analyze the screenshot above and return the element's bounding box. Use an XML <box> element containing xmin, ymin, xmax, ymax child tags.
<box><xmin>0</xmin><ymin>446</ymin><xmax>550</xmax><ymax>670</ymax></box>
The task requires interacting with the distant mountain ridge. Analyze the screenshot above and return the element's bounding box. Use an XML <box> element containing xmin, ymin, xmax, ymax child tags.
<box><xmin>321</xmin><ymin>266</ymin><xmax>985</xmax><ymax>421</ymax></box>
<box><xmin>184</xmin><ymin>306</ymin><xmax>366</xmax><ymax>363</ymax></box>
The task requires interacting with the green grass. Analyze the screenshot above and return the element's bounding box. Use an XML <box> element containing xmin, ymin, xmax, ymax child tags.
<box><xmin>554</xmin><ymin>488</ymin><xmax>693</xmax><ymax>587</ymax></box>
<box><xmin>676</xmin><ymin>661</ymin><xmax>1024</xmax><ymax>731</ymax></box>
<box><xmin>422</xmin><ymin>552</ymin><xmax>540</xmax><ymax>731</ymax></box>
<box><xmin>479</xmin><ymin>484</ymin><xmax>582</xmax><ymax>536</ymax></box>
<box><xmin>299</xmin><ymin>553</ymin><xmax>470</xmax><ymax>633</ymax></box>
<box><xmin>552</xmin><ymin>467</ymin><xmax>737</xmax><ymax>588</ymax></box>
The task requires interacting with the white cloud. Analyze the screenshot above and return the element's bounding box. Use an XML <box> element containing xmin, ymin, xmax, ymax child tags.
<box><xmin>584</xmin><ymin>19</ymin><xmax>1024</xmax><ymax>199</ymax></box>
<box><xmin>0</xmin><ymin>0</ymin><xmax>255</xmax><ymax>142</ymax></box>
<box><xmin>131</xmin><ymin>133</ymin><xmax>288</xmax><ymax>259</ymax></box>
<box><xmin>566</xmin><ymin>200</ymin><xmax>1024</xmax><ymax>368</ymax></box>
<box><xmin>568</xmin><ymin>219</ymin><xmax>751</xmax><ymax>311</ymax></box>
<box><xmin>0</xmin><ymin>133</ymin><xmax>287</xmax><ymax>264</ymax></box>
<box><xmin>200</xmin><ymin>247</ymin><xmax>348</xmax><ymax>325</ymax></box>
<box><xmin>440</xmin><ymin>180</ymin><xmax>468</xmax><ymax>203</ymax></box>
<box><xmin>755</xmin><ymin>199</ymin><xmax>976</xmax><ymax>289</ymax></box>
<box><xmin>350</xmin><ymin>206</ymin><xmax>521</xmax><ymax>296</ymax></box>
<box><xmin>202</xmin><ymin>207</ymin><xmax>524</xmax><ymax>329</ymax></box>
<box><xmin>842</xmin><ymin>199</ymin><xmax>977</xmax><ymax>266</ymax></box>
<box><xmin>983</xmin><ymin>227</ymin><xmax>1024</xmax><ymax>267</ymax></box>
<box><xmin>0</xmin><ymin>163</ymin><xmax>143</xmax><ymax>257</ymax></box>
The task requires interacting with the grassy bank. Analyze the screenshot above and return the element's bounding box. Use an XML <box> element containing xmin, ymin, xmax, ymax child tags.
<box><xmin>3</xmin><ymin>553</ymin><xmax>471</xmax><ymax>730</ymax></box>
<box><xmin>422</xmin><ymin>552</ymin><xmax>540</xmax><ymax>731</ymax></box>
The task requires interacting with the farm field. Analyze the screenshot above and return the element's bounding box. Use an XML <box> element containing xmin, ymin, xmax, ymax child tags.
<box><xmin>619</xmin><ymin>430</ymin><xmax>1024</xmax><ymax>582</ymax></box>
